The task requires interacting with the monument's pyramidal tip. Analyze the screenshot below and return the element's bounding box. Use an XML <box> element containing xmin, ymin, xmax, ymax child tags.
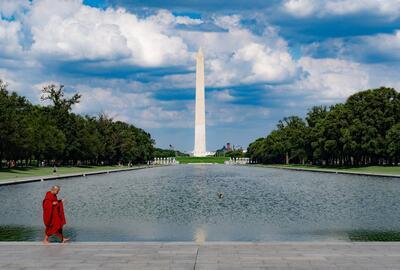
<box><xmin>193</xmin><ymin>48</ymin><xmax>207</xmax><ymax>157</ymax></box>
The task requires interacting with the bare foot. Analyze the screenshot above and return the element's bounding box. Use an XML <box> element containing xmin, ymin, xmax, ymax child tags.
<box><xmin>62</xmin><ymin>237</ymin><xmax>70</xmax><ymax>243</ymax></box>
<box><xmin>43</xmin><ymin>239</ymin><xmax>50</xmax><ymax>245</ymax></box>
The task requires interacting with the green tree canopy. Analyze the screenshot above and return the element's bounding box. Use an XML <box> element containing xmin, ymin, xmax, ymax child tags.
<box><xmin>248</xmin><ymin>87</ymin><xmax>400</xmax><ymax>166</ymax></box>
<box><xmin>0</xmin><ymin>80</ymin><xmax>155</xmax><ymax>167</ymax></box>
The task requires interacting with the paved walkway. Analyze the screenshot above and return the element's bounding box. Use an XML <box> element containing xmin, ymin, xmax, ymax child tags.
<box><xmin>255</xmin><ymin>165</ymin><xmax>400</xmax><ymax>178</ymax></box>
<box><xmin>1</xmin><ymin>242</ymin><xmax>400</xmax><ymax>269</ymax></box>
<box><xmin>0</xmin><ymin>166</ymin><xmax>161</xmax><ymax>186</ymax></box>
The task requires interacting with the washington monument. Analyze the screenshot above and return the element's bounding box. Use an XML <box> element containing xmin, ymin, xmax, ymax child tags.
<box><xmin>193</xmin><ymin>48</ymin><xmax>207</xmax><ymax>157</ymax></box>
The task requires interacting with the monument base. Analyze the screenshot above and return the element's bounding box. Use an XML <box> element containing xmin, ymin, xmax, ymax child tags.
<box><xmin>193</xmin><ymin>152</ymin><xmax>207</xmax><ymax>157</ymax></box>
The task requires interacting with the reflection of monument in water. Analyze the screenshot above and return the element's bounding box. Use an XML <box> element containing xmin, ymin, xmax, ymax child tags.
<box><xmin>193</xmin><ymin>48</ymin><xmax>207</xmax><ymax>157</ymax></box>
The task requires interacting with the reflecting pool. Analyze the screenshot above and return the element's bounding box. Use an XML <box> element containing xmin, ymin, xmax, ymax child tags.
<box><xmin>1</xmin><ymin>165</ymin><xmax>400</xmax><ymax>241</ymax></box>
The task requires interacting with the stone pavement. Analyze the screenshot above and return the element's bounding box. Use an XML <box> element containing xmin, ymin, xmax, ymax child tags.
<box><xmin>256</xmin><ymin>165</ymin><xmax>400</xmax><ymax>178</ymax></box>
<box><xmin>0</xmin><ymin>165</ymin><xmax>160</xmax><ymax>186</ymax></box>
<box><xmin>1</xmin><ymin>242</ymin><xmax>400</xmax><ymax>270</ymax></box>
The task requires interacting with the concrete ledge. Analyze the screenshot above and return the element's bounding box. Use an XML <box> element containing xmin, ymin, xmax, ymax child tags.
<box><xmin>0</xmin><ymin>165</ymin><xmax>162</xmax><ymax>186</ymax></box>
<box><xmin>251</xmin><ymin>164</ymin><xmax>400</xmax><ymax>178</ymax></box>
<box><xmin>187</xmin><ymin>163</ymin><xmax>214</xmax><ymax>165</ymax></box>
<box><xmin>1</xmin><ymin>241</ymin><xmax>400</xmax><ymax>269</ymax></box>
<box><xmin>5</xmin><ymin>240</ymin><xmax>400</xmax><ymax>246</ymax></box>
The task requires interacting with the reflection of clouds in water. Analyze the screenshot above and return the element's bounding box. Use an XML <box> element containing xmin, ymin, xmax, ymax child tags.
<box><xmin>194</xmin><ymin>227</ymin><xmax>206</xmax><ymax>243</ymax></box>
<box><xmin>2</xmin><ymin>165</ymin><xmax>400</xmax><ymax>241</ymax></box>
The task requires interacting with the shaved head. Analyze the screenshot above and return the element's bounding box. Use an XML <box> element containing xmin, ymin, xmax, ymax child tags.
<box><xmin>50</xmin><ymin>185</ymin><xmax>60</xmax><ymax>194</ymax></box>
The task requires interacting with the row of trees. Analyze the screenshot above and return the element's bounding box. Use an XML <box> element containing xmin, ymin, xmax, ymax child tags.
<box><xmin>153</xmin><ymin>148</ymin><xmax>189</xmax><ymax>158</ymax></box>
<box><xmin>247</xmin><ymin>87</ymin><xmax>400</xmax><ymax>166</ymax></box>
<box><xmin>0</xmin><ymin>80</ymin><xmax>155</xmax><ymax>167</ymax></box>
<box><xmin>216</xmin><ymin>149</ymin><xmax>245</xmax><ymax>158</ymax></box>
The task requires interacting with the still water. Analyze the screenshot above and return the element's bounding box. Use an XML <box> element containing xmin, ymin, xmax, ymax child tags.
<box><xmin>1</xmin><ymin>165</ymin><xmax>400</xmax><ymax>241</ymax></box>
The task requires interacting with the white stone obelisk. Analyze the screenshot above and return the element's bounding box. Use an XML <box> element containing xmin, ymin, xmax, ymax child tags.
<box><xmin>194</xmin><ymin>48</ymin><xmax>207</xmax><ymax>157</ymax></box>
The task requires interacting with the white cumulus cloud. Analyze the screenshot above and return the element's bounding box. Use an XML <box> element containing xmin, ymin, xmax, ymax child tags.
<box><xmin>0</xmin><ymin>0</ymin><xmax>30</xmax><ymax>18</ymax></box>
<box><xmin>29</xmin><ymin>0</ymin><xmax>190</xmax><ymax>66</ymax></box>
<box><xmin>181</xmin><ymin>16</ymin><xmax>299</xmax><ymax>87</ymax></box>
<box><xmin>0</xmin><ymin>19</ymin><xmax>23</xmax><ymax>56</ymax></box>
<box><xmin>284</xmin><ymin>0</ymin><xmax>400</xmax><ymax>19</ymax></box>
<box><xmin>284</xmin><ymin>0</ymin><xmax>317</xmax><ymax>17</ymax></box>
<box><xmin>293</xmin><ymin>57</ymin><xmax>370</xmax><ymax>101</ymax></box>
<box><xmin>211</xmin><ymin>89</ymin><xmax>235</xmax><ymax>102</ymax></box>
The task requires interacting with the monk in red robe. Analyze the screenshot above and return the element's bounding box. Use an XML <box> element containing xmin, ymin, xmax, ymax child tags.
<box><xmin>42</xmin><ymin>185</ymin><xmax>69</xmax><ymax>243</ymax></box>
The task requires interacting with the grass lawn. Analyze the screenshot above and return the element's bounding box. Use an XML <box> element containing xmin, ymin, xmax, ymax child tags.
<box><xmin>349</xmin><ymin>231</ymin><xmax>400</xmax><ymax>241</ymax></box>
<box><xmin>176</xmin><ymin>156</ymin><xmax>230</xmax><ymax>164</ymax></box>
<box><xmin>267</xmin><ymin>164</ymin><xmax>400</xmax><ymax>175</ymax></box>
<box><xmin>0</xmin><ymin>165</ymin><xmax>128</xmax><ymax>181</ymax></box>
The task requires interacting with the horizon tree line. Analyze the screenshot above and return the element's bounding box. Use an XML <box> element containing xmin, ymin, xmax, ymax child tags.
<box><xmin>247</xmin><ymin>87</ymin><xmax>400</xmax><ymax>166</ymax></box>
<box><xmin>0</xmin><ymin>79</ymin><xmax>155</xmax><ymax>168</ymax></box>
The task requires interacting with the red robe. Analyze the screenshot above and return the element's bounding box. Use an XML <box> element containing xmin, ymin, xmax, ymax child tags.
<box><xmin>42</xmin><ymin>191</ymin><xmax>66</xmax><ymax>237</ymax></box>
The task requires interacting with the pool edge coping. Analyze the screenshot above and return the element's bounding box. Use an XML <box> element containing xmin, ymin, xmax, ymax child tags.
<box><xmin>5</xmin><ymin>241</ymin><xmax>400</xmax><ymax>246</ymax></box>
<box><xmin>0</xmin><ymin>165</ymin><xmax>166</xmax><ymax>186</ymax></box>
<box><xmin>247</xmin><ymin>164</ymin><xmax>400</xmax><ymax>178</ymax></box>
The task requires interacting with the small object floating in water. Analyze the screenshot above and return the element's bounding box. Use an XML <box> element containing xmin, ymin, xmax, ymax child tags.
<box><xmin>217</xmin><ymin>192</ymin><xmax>224</xmax><ymax>199</ymax></box>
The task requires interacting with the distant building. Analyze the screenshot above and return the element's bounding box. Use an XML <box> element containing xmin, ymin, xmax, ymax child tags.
<box><xmin>215</xmin><ymin>145</ymin><xmax>228</xmax><ymax>156</ymax></box>
<box><xmin>215</xmin><ymin>142</ymin><xmax>236</xmax><ymax>156</ymax></box>
<box><xmin>226</xmin><ymin>143</ymin><xmax>231</xmax><ymax>151</ymax></box>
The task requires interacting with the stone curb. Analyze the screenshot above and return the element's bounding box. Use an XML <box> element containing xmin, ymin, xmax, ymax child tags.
<box><xmin>250</xmin><ymin>164</ymin><xmax>400</xmax><ymax>178</ymax></box>
<box><xmin>0</xmin><ymin>165</ymin><xmax>163</xmax><ymax>186</ymax></box>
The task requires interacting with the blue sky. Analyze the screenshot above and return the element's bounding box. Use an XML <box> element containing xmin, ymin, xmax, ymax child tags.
<box><xmin>1</xmin><ymin>0</ymin><xmax>400</xmax><ymax>152</ymax></box>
